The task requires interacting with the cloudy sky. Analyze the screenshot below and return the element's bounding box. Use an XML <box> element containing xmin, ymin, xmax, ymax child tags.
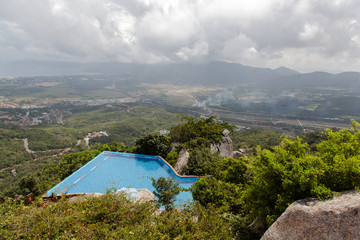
<box><xmin>0</xmin><ymin>0</ymin><xmax>360</xmax><ymax>72</ymax></box>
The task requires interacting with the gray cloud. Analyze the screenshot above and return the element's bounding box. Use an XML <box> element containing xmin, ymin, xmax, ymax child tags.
<box><xmin>0</xmin><ymin>0</ymin><xmax>359</xmax><ymax>72</ymax></box>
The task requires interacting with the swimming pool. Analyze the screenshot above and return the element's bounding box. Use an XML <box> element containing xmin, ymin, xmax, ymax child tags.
<box><xmin>46</xmin><ymin>151</ymin><xmax>199</xmax><ymax>207</ymax></box>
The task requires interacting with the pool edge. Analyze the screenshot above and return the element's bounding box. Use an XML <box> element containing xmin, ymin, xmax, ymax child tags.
<box><xmin>42</xmin><ymin>151</ymin><xmax>202</xmax><ymax>199</ymax></box>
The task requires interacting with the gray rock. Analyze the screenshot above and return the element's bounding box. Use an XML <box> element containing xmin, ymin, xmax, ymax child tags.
<box><xmin>238</xmin><ymin>148</ymin><xmax>246</xmax><ymax>153</ymax></box>
<box><xmin>230</xmin><ymin>151</ymin><xmax>247</xmax><ymax>159</ymax></box>
<box><xmin>175</xmin><ymin>148</ymin><xmax>189</xmax><ymax>174</ymax></box>
<box><xmin>222</xmin><ymin>129</ymin><xmax>231</xmax><ymax>137</ymax></box>
<box><xmin>209</xmin><ymin>130</ymin><xmax>234</xmax><ymax>158</ymax></box>
<box><xmin>219</xmin><ymin>136</ymin><xmax>233</xmax><ymax>157</ymax></box>
<box><xmin>136</xmin><ymin>189</ymin><xmax>156</xmax><ymax>203</ymax></box>
<box><xmin>261</xmin><ymin>191</ymin><xmax>360</xmax><ymax>240</ymax></box>
<box><xmin>210</xmin><ymin>143</ymin><xmax>220</xmax><ymax>154</ymax></box>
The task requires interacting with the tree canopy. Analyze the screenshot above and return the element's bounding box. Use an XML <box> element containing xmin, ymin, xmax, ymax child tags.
<box><xmin>192</xmin><ymin>121</ymin><xmax>360</xmax><ymax>234</ymax></box>
<box><xmin>134</xmin><ymin>133</ymin><xmax>172</xmax><ymax>158</ymax></box>
<box><xmin>169</xmin><ymin>115</ymin><xmax>231</xmax><ymax>147</ymax></box>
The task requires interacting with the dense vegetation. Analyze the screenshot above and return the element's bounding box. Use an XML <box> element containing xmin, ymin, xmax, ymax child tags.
<box><xmin>1</xmin><ymin>193</ymin><xmax>232</xmax><ymax>239</ymax></box>
<box><xmin>192</xmin><ymin>120</ymin><xmax>360</xmax><ymax>237</ymax></box>
<box><xmin>1</xmin><ymin>114</ymin><xmax>360</xmax><ymax>239</ymax></box>
<box><xmin>0</xmin><ymin>128</ymin><xmax>31</xmax><ymax>169</ymax></box>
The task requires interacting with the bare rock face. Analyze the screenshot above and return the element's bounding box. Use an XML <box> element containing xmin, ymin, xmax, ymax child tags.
<box><xmin>219</xmin><ymin>136</ymin><xmax>233</xmax><ymax>157</ymax></box>
<box><xmin>175</xmin><ymin>148</ymin><xmax>189</xmax><ymax>174</ymax></box>
<box><xmin>261</xmin><ymin>191</ymin><xmax>360</xmax><ymax>240</ymax></box>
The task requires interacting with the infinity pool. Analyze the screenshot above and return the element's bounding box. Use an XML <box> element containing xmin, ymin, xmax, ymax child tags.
<box><xmin>46</xmin><ymin>151</ymin><xmax>199</xmax><ymax>207</ymax></box>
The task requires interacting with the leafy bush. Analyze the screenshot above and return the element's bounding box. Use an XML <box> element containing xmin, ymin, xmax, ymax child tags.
<box><xmin>134</xmin><ymin>133</ymin><xmax>171</xmax><ymax>158</ymax></box>
<box><xmin>184</xmin><ymin>148</ymin><xmax>223</xmax><ymax>176</ymax></box>
<box><xmin>242</xmin><ymin>137</ymin><xmax>332</xmax><ymax>227</ymax></box>
<box><xmin>192</xmin><ymin>176</ymin><xmax>243</xmax><ymax>212</ymax></box>
<box><xmin>166</xmin><ymin>149</ymin><xmax>179</xmax><ymax>167</ymax></box>
<box><xmin>169</xmin><ymin>115</ymin><xmax>228</xmax><ymax>146</ymax></box>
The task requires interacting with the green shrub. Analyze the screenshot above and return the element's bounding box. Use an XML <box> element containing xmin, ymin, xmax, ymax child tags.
<box><xmin>166</xmin><ymin>149</ymin><xmax>179</xmax><ymax>167</ymax></box>
<box><xmin>134</xmin><ymin>133</ymin><xmax>171</xmax><ymax>158</ymax></box>
<box><xmin>0</xmin><ymin>193</ymin><xmax>233</xmax><ymax>239</ymax></box>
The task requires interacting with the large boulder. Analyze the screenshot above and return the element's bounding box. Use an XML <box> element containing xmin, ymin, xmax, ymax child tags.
<box><xmin>219</xmin><ymin>136</ymin><xmax>233</xmax><ymax>157</ymax></box>
<box><xmin>174</xmin><ymin>148</ymin><xmax>189</xmax><ymax>174</ymax></box>
<box><xmin>261</xmin><ymin>191</ymin><xmax>360</xmax><ymax>240</ymax></box>
<box><xmin>210</xmin><ymin>129</ymin><xmax>234</xmax><ymax>158</ymax></box>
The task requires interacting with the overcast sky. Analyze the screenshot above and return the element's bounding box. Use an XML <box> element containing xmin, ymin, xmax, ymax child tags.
<box><xmin>0</xmin><ymin>0</ymin><xmax>360</xmax><ymax>72</ymax></box>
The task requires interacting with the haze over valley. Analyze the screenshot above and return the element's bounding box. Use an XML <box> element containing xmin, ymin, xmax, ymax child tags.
<box><xmin>1</xmin><ymin>60</ymin><xmax>359</xmax><ymax>132</ymax></box>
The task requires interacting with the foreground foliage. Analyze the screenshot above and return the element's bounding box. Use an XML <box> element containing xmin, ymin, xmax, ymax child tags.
<box><xmin>192</xmin><ymin>120</ymin><xmax>360</xmax><ymax>236</ymax></box>
<box><xmin>0</xmin><ymin>193</ymin><xmax>232</xmax><ymax>240</ymax></box>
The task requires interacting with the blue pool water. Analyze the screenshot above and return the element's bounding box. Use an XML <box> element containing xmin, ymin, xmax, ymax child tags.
<box><xmin>47</xmin><ymin>151</ymin><xmax>199</xmax><ymax>207</ymax></box>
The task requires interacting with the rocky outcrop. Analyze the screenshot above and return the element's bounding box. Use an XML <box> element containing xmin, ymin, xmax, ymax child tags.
<box><xmin>219</xmin><ymin>136</ymin><xmax>233</xmax><ymax>157</ymax></box>
<box><xmin>210</xmin><ymin>129</ymin><xmax>233</xmax><ymax>157</ymax></box>
<box><xmin>210</xmin><ymin>129</ymin><xmax>249</xmax><ymax>158</ymax></box>
<box><xmin>261</xmin><ymin>191</ymin><xmax>360</xmax><ymax>240</ymax></box>
<box><xmin>175</xmin><ymin>148</ymin><xmax>190</xmax><ymax>174</ymax></box>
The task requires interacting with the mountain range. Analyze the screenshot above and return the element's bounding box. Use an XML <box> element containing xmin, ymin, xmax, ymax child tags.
<box><xmin>1</xmin><ymin>60</ymin><xmax>360</xmax><ymax>90</ymax></box>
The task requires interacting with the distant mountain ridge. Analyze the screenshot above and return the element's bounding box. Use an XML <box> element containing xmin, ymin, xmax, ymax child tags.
<box><xmin>1</xmin><ymin>60</ymin><xmax>360</xmax><ymax>90</ymax></box>
<box><xmin>274</xmin><ymin>66</ymin><xmax>299</xmax><ymax>76</ymax></box>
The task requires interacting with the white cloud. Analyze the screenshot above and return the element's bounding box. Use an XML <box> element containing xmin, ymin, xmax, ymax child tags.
<box><xmin>0</xmin><ymin>0</ymin><xmax>359</xmax><ymax>71</ymax></box>
<box><xmin>299</xmin><ymin>23</ymin><xmax>322</xmax><ymax>41</ymax></box>
<box><xmin>220</xmin><ymin>34</ymin><xmax>258</xmax><ymax>62</ymax></box>
<box><xmin>176</xmin><ymin>41</ymin><xmax>209</xmax><ymax>61</ymax></box>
